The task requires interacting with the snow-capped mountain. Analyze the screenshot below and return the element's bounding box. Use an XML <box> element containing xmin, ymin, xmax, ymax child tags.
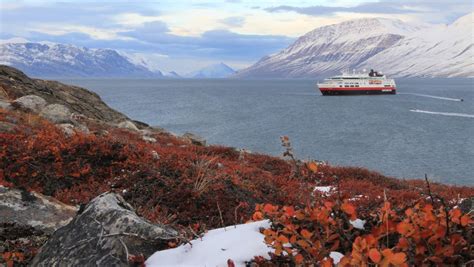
<box><xmin>187</xmin><ymin>63</ymin><xmax>236</xmax><ymax>78</ymax></box>
<box><xmin>235</xmin><ymin>14</ymin><xmax>473</xmax><ymax>78</ymax></box>
<box><xmin>0</xmin><ymin>42</ymin><xmax>162</xmax><ymax>78</ymax></box>
<box><xmin>361</xmin><ymin>12</ymin><xmax>473</xmax><ymax>77</ymax></box>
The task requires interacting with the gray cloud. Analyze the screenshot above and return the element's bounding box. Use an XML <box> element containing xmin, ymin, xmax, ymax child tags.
<box><xmin>120</xmin><ymin>22</ymin><xmax>294</xmax><ymax>60</ymax></box>
<box><xmin>265</xmin><ymin>3</ymin><xmax>419</xmax><ymax>16</ymax></box>
<box><xmin>264</xmin><ymin>0</ymin><xmax>473</xmax><ymax>23</ymax></box>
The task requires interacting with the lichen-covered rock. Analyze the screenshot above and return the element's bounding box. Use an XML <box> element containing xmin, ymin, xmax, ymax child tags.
<box><xmin>11</xmin><ymin>95</ymin><xmax>47</xmax><ymax>113</ymax></box>
<box><xmin>31</xmin><ymin>192</ymin><xmax>178</xmax><ymax>266</ymax></box>
<box><xmin>118</xmin><ymin>120</ymin><xmax>139</xmax><ymax>131</ymax></box>
<box><xmin>39</xmin><ymin>103</ymin><xmax>72</xmax><ymax>124</ymax></box>
<box><xmin>182</xmin><ymin>132</ymin><xmax>206</xmax><ymax>146</ymax></box>
<box><xmin>0</xmin><ymin>187</ymin><xmax>77</xmax><ymax>234</ymax></box>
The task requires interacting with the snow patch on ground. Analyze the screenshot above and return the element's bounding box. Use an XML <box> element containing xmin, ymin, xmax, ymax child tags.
<box><xmin>314</xmin><ymin>186</ymin><xmax>334</xmax><ymax>193</ymax></box>
<box><xmin>330</xmin><ymin>251</ymin><xmax>345</xmax><ymax>264</ymax></box>
<box><xmin>146</xmin><ymin>220</ymin><xmax>272</xmax><ymax>267</ymax></box>
<box><xmin>350</xmin><ymin>219</ymin><xmax>366</xmax><ymax>230</ymax></box>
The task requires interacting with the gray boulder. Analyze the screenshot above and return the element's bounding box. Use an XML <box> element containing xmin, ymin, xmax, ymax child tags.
<box><xmin>31</xmin><ymin>192</ymin><xmax>178</xmax><ymax>266</ymax></box>
<box><xmin>118</xmin><ymin>120</ymin><xmax>139</xmax><ymax>131</ymax></box>
<box><xmin>11</xmin><ymin>95</ymin><xmax>47</xmax><ymax>113</ymax></box>
<box><xmin>56</xmin><ymin>123</ymin><xmax>90</xmax><ymax>137</ymax></box>
<box><xmin>0</xmin><ymin>186</ymin><xmax>77</xmax><ymax>234</ymax></box>
<box><xmin>142</xmin><ymin>135</ymin><xmax>157</xmax><ymax>143</ymax></box>
<box><xmin>182</xmin><ymin>132</ymin><xmax>206</xmax><ymax>146</ymax></box>
<box><xmin>39</xmin><ymin>103</ymin><xmax>73</xmax><ymax>124</ymax></box>
<box><xmin>57</xmin><ymin>123</ymin><xmax>76</xmax><ymax>137</ymax></box>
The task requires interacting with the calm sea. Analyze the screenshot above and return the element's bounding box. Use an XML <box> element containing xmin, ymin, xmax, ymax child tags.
<box><xmin>60</xmin><ymin>78</ymin><xmax>474</xmax><ymax>185</ymax></box>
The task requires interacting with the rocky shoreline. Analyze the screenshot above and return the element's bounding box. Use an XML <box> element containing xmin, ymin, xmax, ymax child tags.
<box><xmin>1</xmin><ymin>65</ymin><xmax>472</xmax><ymax>266</ymax></box>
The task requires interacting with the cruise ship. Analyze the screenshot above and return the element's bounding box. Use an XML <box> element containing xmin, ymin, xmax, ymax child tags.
<box><xmin>317</xmin><ymin>69</ymin><xmax>396</xmax><ymax>95</ymax></box>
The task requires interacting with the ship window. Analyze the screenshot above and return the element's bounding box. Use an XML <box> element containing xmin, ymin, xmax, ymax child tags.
<box><xmin>355</xmin><ymin>85</ymin><xmax>359</xmax><ymax>87</ymax></box>
<box><xmin>345</xmin><ymin>85</ymin><xmax>349</xmax><ymax>87</ymax></box>
<box><xmin>350</xmin><ymin>85</ymin><xmax>354</xmax><ymax>87</ymax></box>
<box><xmin>339</xmin><ymin>85</ymin><xmax>343</xmax><ymax>87</ymax></box>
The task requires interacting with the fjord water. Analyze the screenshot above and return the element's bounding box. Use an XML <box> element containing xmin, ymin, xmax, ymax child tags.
<box><xmin>61</xmin><ymin>78</ymin><xmax>473</xmax><ymax>185</ymax></box>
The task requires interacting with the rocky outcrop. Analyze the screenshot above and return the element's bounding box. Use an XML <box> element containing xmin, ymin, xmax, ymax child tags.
<box><xmin>31</xmin><ymin>192</ymin><xmax>178</xmax><ymax>266</ymax></box>
<box><xmin>182</xmin><ymin>132</ymin><xmax>206</xmax><ymax>146</ymax></box>
<box><xmin>11</xmin><ymin>95</ymin><xmax>47</xmax><ymax>113</ymax></box>
<box><xmin>0</xmin><ymin>186</ymin><xmax>77</xmax><ymax>234</ymax></box>
<box><xmin>0</xmin><ymin>65</ymin><xmax>131</xmax><ymax>124</ymax></box>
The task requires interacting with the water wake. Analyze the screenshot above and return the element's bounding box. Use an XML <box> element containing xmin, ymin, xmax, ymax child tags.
<box><xmin>410</xmin><ymin>109</ymin><xmax>474</xmax><ymax>118</ymax></box>
<box><xmin>400</xmin><ymin>93</ymin><xmax>463</xmax><ymax>102</ymax></box>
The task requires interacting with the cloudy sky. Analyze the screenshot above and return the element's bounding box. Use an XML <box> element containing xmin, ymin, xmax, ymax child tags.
<box><xmin>0</xmin><ymin>0</ymin><xmax>471</xmax><ymax>73</ymax></box>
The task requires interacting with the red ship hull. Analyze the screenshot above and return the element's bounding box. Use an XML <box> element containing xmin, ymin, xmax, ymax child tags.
<box><xmin>320</xmin><ymin>87</ymin><xmax>396</xmax><ymax>95</ymax></box>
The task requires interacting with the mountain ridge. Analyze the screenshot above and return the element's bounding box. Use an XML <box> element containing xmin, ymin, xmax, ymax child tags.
<box><xmin>0</xmin><ymin>42</ymin><xmax>163</xmax><ymax>78</ymax></box>
<box><xmin>235</xmin><ymin>14</ymin><xmax>473</xmax><ymax>78</ymax></box>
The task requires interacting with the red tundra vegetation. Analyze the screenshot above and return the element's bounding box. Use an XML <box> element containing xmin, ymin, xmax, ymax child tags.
<box><xmin>1</xmin><ymin>107</ymin><xmax>472</xmax><ymax>266</ymax></box>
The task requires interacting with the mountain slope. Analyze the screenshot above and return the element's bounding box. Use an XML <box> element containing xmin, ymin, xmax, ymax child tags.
<box><xmin>235</xmin><ymin>15</ymin><xmax>472</xmax><ymax>78</ymax></box>
<box><xmin>235</xmin><ymin>18</ymin><xmax>422</xmax><ymax>78</ymax></box>
<box><xmin>187</xmin><ymin>63</ymin><xmax>236</xmax><ymax>78</ymax></box>
<box><xmin>0</xmin><ymin>42</ymin><xmax>162</xmax><ymax>78</ymax></box>
<box><xmin>361</xmin><ymin>12</ymin><xmax>474</xmax><ymax>77</ymax></box>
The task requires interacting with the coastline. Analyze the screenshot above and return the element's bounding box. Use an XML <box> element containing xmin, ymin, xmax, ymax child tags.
<box><xmin>1</xmin><ymin>65</ymin><xmax>472</xmax><ymax>265</ymax></box>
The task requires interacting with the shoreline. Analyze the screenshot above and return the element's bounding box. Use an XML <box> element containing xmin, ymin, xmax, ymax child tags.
<box><xmin>1</xmin><ymin>65</ymin><xmax>472</xmax><ymax>265</ymax></box>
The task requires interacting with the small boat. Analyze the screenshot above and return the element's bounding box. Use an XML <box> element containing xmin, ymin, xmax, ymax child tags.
<box><xmin>317</xmin><ymin>69</ymin><xmax>396</xmax><ymax>95</ymax></box>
